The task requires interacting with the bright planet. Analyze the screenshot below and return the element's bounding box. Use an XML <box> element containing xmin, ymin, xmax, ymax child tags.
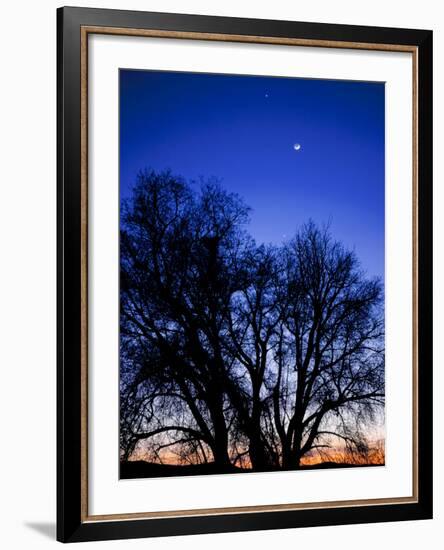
<box><xmin>293</xmin><ymin>143</ymin><xmax>301</xmax><ymax>151</ymax></box>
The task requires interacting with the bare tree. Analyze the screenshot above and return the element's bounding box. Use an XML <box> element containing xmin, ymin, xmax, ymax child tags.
<box><xmin>120</xmin><ymin>171</ymin><xmax>385</xmax><ymax>473</ymax></box>
<box><xmin>120</xmin><ymin>170</ymin><xmax>251</xmax><ymax>468</ymax></box>
<box><xmin>223</xmin><ymin>245</ymin><xmax>282</xmax><ymax>469</ymax></box>
<box><xmin>272</xmin><ymin>222</ymin><xmax>384</xmax><ymax>468</ymax></box>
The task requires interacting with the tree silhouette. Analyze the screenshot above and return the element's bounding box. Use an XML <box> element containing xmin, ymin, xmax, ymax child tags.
<box><xmin>120</xmin><ymin>170</ymin><xmax>384</xmax><ymax>474</ymax></box>
<box><xmin>271</xmin><ymin>223</ymin><xmax>384</xmax><ymax>468</ymax></box>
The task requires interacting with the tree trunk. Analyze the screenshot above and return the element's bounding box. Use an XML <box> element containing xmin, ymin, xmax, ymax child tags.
<box><xmin>208</xmin><ymin>396</ymin><xmax>231</xmax><ymax>469</ymax></box>
<box><xmin>248</xmin><ymin>432</ymin><xmax>270</xmax><ymax>470</ymax></box>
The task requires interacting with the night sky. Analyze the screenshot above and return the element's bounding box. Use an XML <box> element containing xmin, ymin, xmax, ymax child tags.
<box><xmin>120</xmin><ymin>70</ymin><xmax>385</xmax><ymax>279</ymax></box>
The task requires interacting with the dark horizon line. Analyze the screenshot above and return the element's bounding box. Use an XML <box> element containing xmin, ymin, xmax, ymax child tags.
<box><xmin>119</xmin><ymin>459</ymin><xmax>385</xmax><ymax>481</ymax></box>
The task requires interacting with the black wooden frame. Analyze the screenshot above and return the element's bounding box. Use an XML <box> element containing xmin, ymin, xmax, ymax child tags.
<box><xmin>57</xmin><ymin>6</ymin><xmax>433</xmax><ymax>543</ymax></box>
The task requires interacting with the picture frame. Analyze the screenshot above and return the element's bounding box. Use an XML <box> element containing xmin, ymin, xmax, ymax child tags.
<box><xmin>57</xmin><ymin>6</ymin><xmax>433</xmax><ymax>543</ymax></box>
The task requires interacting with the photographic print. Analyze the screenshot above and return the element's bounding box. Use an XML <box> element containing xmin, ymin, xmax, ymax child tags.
<box><xmin>119</xmin><ymin>70</ymin><xmax>385</xmax><ymax>479</ymax></box>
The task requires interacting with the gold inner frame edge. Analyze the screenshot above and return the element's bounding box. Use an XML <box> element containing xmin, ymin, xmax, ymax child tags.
<box><xmin>79</xmin><ymin>25</ymin><xmax>419</xmax><ymax>523</ymax></box>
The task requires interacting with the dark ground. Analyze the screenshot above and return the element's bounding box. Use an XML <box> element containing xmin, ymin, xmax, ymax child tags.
<box><xmin>120</xmin><ymin>460</ymin><xmax>382</xmax><ymax>479</ymax></box>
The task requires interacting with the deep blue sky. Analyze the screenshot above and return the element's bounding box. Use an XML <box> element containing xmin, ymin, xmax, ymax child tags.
<box><xmin>120</xmin><ymin>70</ymin><xmax>384</xmax><ymax>279</ymax></box>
